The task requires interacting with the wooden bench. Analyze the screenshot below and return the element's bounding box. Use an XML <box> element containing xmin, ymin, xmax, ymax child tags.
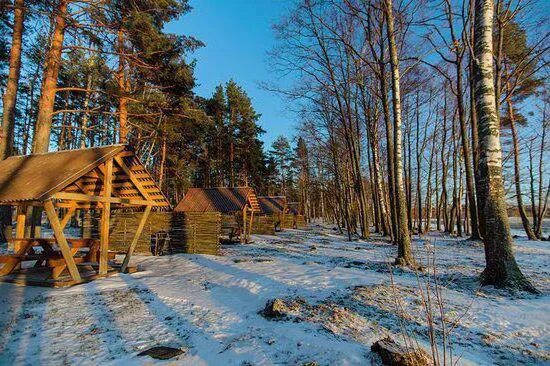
<box><xmin>1</xmin><ymin>238</ymin><xmax>103</xmax><ymax>280</ymax></box>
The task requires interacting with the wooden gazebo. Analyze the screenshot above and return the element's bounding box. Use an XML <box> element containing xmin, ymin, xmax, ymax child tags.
<box><xmin>174</xmin><ymin>187</ymin><xmax>260</xmax><ymax>243</ymax></box>
<box><xmin>0</xmin><ymin>145</ymin><xmax>169</xmax><ymax>286</ymax></box>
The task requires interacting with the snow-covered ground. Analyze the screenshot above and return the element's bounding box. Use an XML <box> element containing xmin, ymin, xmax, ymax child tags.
<box><xmin>0</xmin><ymin>225</ymin><xmax>548</xmax><ymax>365</ymax></box>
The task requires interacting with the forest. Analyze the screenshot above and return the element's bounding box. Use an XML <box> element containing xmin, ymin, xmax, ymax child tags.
<box><xmin>0</xmin><ymin>0</ymin><xmax>549</xmax><ymax>363</ymax></box>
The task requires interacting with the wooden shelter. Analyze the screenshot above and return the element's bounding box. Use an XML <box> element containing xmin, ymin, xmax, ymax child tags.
<box><xmin>279</xmin><ymin>201</ymin><xmax>307</xmax><ymax>229</ymax></box>
<box><xmin>252</xmin><ymin>196</ymin><xmax>287</xmax><ymax>234</ymax></box>
<box><xmin>175</xmin><ymin>187</ymin><xmax>260</xmax><ymax>243</ymax></box>
<box><xmin>0</xmin><ymin>145</ymin><xmax>169</xmax><ymax>287</ymax></box>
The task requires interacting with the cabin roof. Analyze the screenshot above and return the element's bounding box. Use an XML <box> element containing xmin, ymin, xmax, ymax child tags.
<box><xmin>174</xmin><ymin>187</ymin><xmax>260</xmax><ymax>213</ymax></box>
<box><xmin>0</xmin><ymin>145</ymin><xmax>170</xmax><ymax>208</ymax></box>
<box><xmin>287</xmin><ymin>202</ymin><xmax>301</xmax><ymax>215</ymax></box>
<box><xmin>258</xmin><ymin>196</ymin><xmax>287</xmax><ymax>214</ymax></box>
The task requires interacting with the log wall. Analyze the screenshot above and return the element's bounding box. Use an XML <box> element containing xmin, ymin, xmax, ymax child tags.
<box><xmin>252</xmin><ymin>215</ymin><xmax>276</xmax><ymax>235</ymax></box>
<box><xmin>280</xmin><ymin>214</ymin><xmax>295</xmax><ymax>229</ymax></box>
<box><xmin>108</xmin><ymin>211</ymin><xmax>221</xmax><ymax>255</ymax></box>
<box><xmin>295</xmin><ymin>215</ymin><xmax>307</xmax><ymax>229</ymax></box>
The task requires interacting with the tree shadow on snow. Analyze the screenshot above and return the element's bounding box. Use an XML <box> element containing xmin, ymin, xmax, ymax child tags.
<box><xmin>0</xmin><ymin>283</ymin><xmax>46</xmax><ymax>364</ymax></box>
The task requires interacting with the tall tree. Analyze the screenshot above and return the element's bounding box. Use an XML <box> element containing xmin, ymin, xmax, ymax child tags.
<box><xmin>33</xmin><ymin>0</ymin><xmax>70</xmax><ymax>153</ymax></box>
<box><xmin>0</xmin><ymin>0</ymin><xmax>25</xmax><ymax>159</ymax></box>
<box><xmin>383</xmin><ymin>0</ymin><xmax>414</xmax><ymax>266</ymax></box>
<box><xmin>472</xmin><ymin>0</ymin><xmax>536</xmax><ymax>292</ymax></box>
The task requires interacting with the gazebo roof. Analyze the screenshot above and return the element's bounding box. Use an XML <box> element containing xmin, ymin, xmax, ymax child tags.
<box><xmin>174</xmin><ymin>187</ymin><xmax>260</xmax><ymax>213</ymax></box>
<box><xmin>0</xmin><ymin>145</ymin><xmax>169</xmax><ymax>208</ymax></box>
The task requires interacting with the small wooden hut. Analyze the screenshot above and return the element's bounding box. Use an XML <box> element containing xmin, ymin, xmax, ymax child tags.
<box><xmin>281</xmin><ymin>202</ymin><xmax>307</xmax><ymax>229</ymax></box>
<box><xmin>175</xmin><ymin>187</ymin><xmax>260</xmax><ymax>244</ymax></box>
<box><xmin>252</xmin><ymin>196</ymin><xmax>287</xmax><ymax>234</ymax></box>
<box><xmin>0</xmin><ymin>145</ymin><xmax>169</xmax><ymax>287</ymax></box>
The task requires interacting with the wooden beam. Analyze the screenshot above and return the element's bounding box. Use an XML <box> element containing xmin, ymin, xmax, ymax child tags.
<box><xmin>51</xmin><ymin>192</ymin><xmax>154</xmax><ymax>206</ymax></box>
<box><xmin>44</xmin><ymin>200</ymin><xmax>82</xmax><ymax>282</ymax></box>
<box><xmin>99</xmin><ymin>159</ymin><xmax>113</xmax><ymax>275</ymax></box>
<box><xmin>114</xmin><ymin>156</ymin><xmax>153</xmax><ymax>201</ymax></box>
<box><xmin>120</xmin><ymin>205</ymin><xmax>152</xmax><ymax>273</ymax></box>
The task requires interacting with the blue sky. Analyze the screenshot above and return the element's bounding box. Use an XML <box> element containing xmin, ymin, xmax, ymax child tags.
<box><xmin>167</xmin><ymin>0</ymin><xmax>296</xmax><ymax>147</ymax></box>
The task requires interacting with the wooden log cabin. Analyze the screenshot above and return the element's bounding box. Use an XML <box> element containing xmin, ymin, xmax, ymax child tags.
<box><xmin>175</xmin><ymin>187</ymin><xmax>260</xmax><ymax>244</ymax></box>
<box><xmin>281</xmin><ymin>201</ymin><xmax>307</xmax><ymax>229</ymax></box>
<box><xmin>252</xmin><ymin>196</ymin><xmax>287</xmax><ymax>235</ymax></box>
<box><xmin>0</xmin><ymin>145</ymin><xmax>169</xmax><ymax>287</ymax></box>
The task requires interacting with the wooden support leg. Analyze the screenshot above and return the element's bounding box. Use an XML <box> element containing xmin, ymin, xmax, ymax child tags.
<box><xmin>99</xmin><ymin>158</ymin><xmax>113</xmax><ymax>275</ymax></box>
<box><xmin>248</xmin><ymin>210</ymin><xmax>254</xmax><ymax>243</ymax></box>
<box><xmin>242</xmin><ymin>209</ymin><xmax>247</xmax><ymax>244</ymax></box>
<box><xmin>44</xmin><ymin>200</ymin><xmax>82</xmax><ymax>282</ymax></box>
<box><xmin>121</xmin><ymin>205</ymin><xmax>152</xmax><ymax>273</ymax></box>
<box><xmin>51</xmin><ymin>265</ymin><xmax>67</xmax><ymax>280</ymax></box>
<box><xmin>15</xmin><ymin>205</ymin><xmax>26</xmax><ymax>239</ymax></box>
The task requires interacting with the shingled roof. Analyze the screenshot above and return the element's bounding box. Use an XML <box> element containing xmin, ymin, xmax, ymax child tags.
<box><xmin>258</xmin><ymin>196</ymin><xmax>287</xmax><ymax>215</ymax></box>
<box><xmin>174</xmin><ymin>187</ymin><xmax>260</xmax><ymax>213</ymax></box>
<box><xmin>0</xmin><ymin>145</ymin><xmax>170</xmax><ymax>208</ymax></box>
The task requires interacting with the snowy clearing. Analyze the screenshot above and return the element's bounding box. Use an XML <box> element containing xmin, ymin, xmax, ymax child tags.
<box><xmin>0</xmin><ymin>225</ymin><xmax>548</xmax><ymax>365</ymax></box>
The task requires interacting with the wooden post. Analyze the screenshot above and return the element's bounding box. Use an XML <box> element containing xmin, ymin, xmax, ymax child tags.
<box><xmin>121</xmin><ymin>205</ymin><xmax>152</xmax><ymax>273</ymax></box>
<box><xmin>44</xmin><ymin>200</ymin><xmax>82</xmax><ymax>282</ymax></box>
<box><xmin>99</xmin><ymin>158</ymin><xmax>113</xmax><ymax>275</ymax></box>
<box><xmin>15</xmin><ymin>205</ymin><xmax>26</xmax><ymax>238</ymax></box>
<box><xmin>248</xmin><ymin>209</ymin><xmax>254</xmax><ymax>243</ymax></box>
<box><xmin>242</xmin><ymin>208</ymin><xmax>247</xmax><ymax>244</ymax></box>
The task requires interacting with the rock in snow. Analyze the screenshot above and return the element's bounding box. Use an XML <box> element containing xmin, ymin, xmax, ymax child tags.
<box><xmin>371</xmin><ymin>337</ymin><xmax>432</xmax><ymax>366</ymax></box>
<box><xmin>137</xmin><ymin>346</ymin><xmax>186</xmax><ymax>360</ymax></box>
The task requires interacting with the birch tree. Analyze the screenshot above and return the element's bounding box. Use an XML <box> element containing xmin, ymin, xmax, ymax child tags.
<box><xmin>472</xmin><ymin>0</ymin><xmax>536</xmax><ymax>292</ymax></box>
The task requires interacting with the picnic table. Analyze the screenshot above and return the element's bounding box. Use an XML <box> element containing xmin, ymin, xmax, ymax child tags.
<box><xmin>0</xmin><ymin>238</ymin><xmax>109</xmax><ymax>280</ymax></box>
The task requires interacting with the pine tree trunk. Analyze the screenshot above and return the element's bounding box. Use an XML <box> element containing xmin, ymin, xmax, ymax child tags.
<box><xmin>0</xmin><ymin>0</ymin><xmax>25</xmax><ymax>243</ymax></box>
<box><xmin>80</xmin><ymin>71</ymin><xmax>93</xmax><ymax>148</ymax></box>
<box><xmin>0</xmin><ymin>0</ymin><xmax>25</xmax><ymax>159</ymax></box>
<box><xmin>384</xmin><ymin>0</ymin><xmax>414</xmax><ymax>266</ymax></box>
<box><xmin>473</xmin><ymin>0</ymin><xmax>536</xmax><ymax>292</ymax></box>
<box><xmin>33</xmin><ymin>0</ymin><xmax>69</xmax><ymax>153</ymax></box>
<box><xmin>117</xmin><ymin>26</ymin><xmax>129</xmax><ymax>143</ymax></box>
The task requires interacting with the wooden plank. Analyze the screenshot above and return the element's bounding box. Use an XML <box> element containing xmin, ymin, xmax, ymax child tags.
<box><xmin>120</xmin><ymin>205</ymin><xmax>152</xmax><ymax>273</ymax></box>
<box><xmin>51</xmin><ymin>192</ymin><xmax>154</xmax><ymax>206</ymax></box>
<box><xmin>44</xmin><ymin>200</ymin><xmax>82</xmax><ymax>282</ymax></box>
<box><xmin>99</xmin><ymin>159</ymin><xmax>113</xmax><ymax>275</ymax></box>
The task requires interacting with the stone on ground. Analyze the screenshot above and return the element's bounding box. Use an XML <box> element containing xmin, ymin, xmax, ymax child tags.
<box><xmin>371</xmin><ymin>337</ymin><xmax>432</xmax><ymax>366</ymax></box>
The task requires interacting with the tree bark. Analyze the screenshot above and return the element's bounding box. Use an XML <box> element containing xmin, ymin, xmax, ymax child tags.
<box><xmin>0</xmin><ymin>0</ymin><xmax>26</xmax><ymax>243</ymax></box>
<box><xmin>1</xmin><ymin>0</ymin><xmax>25</xmax><ymax>159</ymax></box>
<box><xmin>383</xmin><ymin>0</ymin><xmax>414</xmax><ymax>266</ymax></box>
<box><xmin>33</xmin><ymin>0</ymin><xmax>69</xmax><ymax>153</ymax></box>
<box><xmin>456</xmin><ymin>64</ymin><xmax>481</xmax><ymax>239</ymax></box>
<box><xmin>507</xmin><ymin>98</ymin><xmax>537</xmax><ymax>239</ymax></box>
<box><xmin>473</xmin><ymin>0</ymin><xmax>536</xmax><ymax>292</ymax></box>
<box><xmin>117</xmin><ymin>26</ymin><xmax>129</xmax><ymax>143</ymax></box>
